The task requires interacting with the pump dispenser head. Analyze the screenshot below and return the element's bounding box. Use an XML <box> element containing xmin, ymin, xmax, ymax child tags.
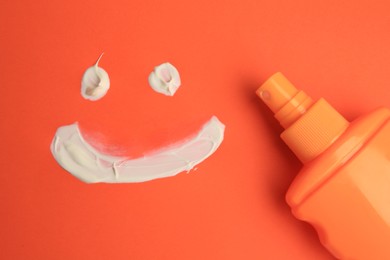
<box><xmin>257</xmin><ymin>73</ymin><xmax>349</xmax><ymax>163</ymax></box>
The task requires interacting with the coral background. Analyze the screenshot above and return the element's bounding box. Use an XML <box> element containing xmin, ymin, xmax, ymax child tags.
<box><xmin>1</xmin><ymin>0</ymin><xmax>390</xmax><ymax>259</ymax></box>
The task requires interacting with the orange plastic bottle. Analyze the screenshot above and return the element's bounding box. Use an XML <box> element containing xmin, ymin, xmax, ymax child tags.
<box><xmin>257</xmin><ymin>72</ymin><xmax>390</xmax><ymax>260</ymax></box>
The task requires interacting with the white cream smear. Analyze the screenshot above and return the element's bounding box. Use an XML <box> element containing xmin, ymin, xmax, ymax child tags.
<box><xmin>148</xmin><ymin>62</ymin><xmax>181</xmax><ymax>96</ymax></box>
<box><xmin>81</xmin><ymin>53</ymin><xmax>110</xmax><ymax>101</ymax></box>
<box><xmin>51</xmin><ymin>116</ymin><xmax>225</xmax><ymax>183</ymax></box>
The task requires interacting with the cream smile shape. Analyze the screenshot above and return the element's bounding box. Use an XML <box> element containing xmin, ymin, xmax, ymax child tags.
<box><xmin>52</xmin><ymin>59</ymin><xmax>225</xmax><ymax>183</ymax></box>
<box><xmin>51</xmin><ymin>117</ymin><xmax>225</xmax><ymax>183</ymax></box>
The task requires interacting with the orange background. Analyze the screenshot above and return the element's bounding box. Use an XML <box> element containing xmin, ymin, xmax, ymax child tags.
<box><xmin>1</xmin><ymin>0</ymin><xmax>390</xmax><ymax>259</ymax></box>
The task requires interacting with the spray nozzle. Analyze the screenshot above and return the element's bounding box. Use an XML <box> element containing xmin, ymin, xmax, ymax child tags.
<box><xmin>257</xmin><ymin>72</ymin><xmax>349</xmax><ymax>163</ymax></box>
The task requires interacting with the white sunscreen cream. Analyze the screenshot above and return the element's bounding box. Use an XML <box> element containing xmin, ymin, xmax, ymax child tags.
<box><xmin>148</xmin><ymin>62</ymin><xmax>181</xmax><ymax>96</ymax></box>
<box><xmin>51</xmin><ymin>116</ymin><xmax>225</xmax><ymax>183</ymax></box>
<box><xmin>81</xmin><ymin>53</ymin><xmax>110</xmax><ymax>101</ymax></box>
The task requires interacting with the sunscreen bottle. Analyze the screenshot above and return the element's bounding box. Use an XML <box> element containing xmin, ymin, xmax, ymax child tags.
<box><xmin>257</xmin><ymin>72</ymin><xmax>390</xmax><ymax>260</ymax></box>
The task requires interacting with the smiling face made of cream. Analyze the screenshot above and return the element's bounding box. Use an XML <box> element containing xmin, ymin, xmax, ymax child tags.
<box><xmin>50</xmin><ymin>56</ymin><xmax>225</xmax><ymax>183</ymax></box>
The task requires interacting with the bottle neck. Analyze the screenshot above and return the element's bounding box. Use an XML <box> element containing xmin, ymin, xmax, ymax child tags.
<box><xmin>281</xmin><ymin>98</ymin><xmax>349</xmax><ymax>163</ymax></box>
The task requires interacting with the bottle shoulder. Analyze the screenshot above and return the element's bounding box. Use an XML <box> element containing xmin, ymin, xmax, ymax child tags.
<box><xmin>286</xmin><ymin>107</ymin><xmax>390</xmax><ymax>208</ymax></box>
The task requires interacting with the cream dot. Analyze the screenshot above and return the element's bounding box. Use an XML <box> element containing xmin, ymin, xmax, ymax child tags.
<box><xmin>81</xmin><ymin>53</ymin><xmax>110</xmax><ymax>101</ymax></box>
<box><xmin>148</xmin><ymin>62</ymin><xmax>181</xmax><ymax>96</ymax></box>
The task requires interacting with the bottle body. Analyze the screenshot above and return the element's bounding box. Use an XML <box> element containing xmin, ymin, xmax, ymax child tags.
<box><xmin>287</xmin><ymin>108</ymin><xmax>390</xmax><ymax>260</ymax></box>
<box><xmin>257</xmin><ymin>72</ymin><xmax>390</xmax><ymax>259</ymax></box>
